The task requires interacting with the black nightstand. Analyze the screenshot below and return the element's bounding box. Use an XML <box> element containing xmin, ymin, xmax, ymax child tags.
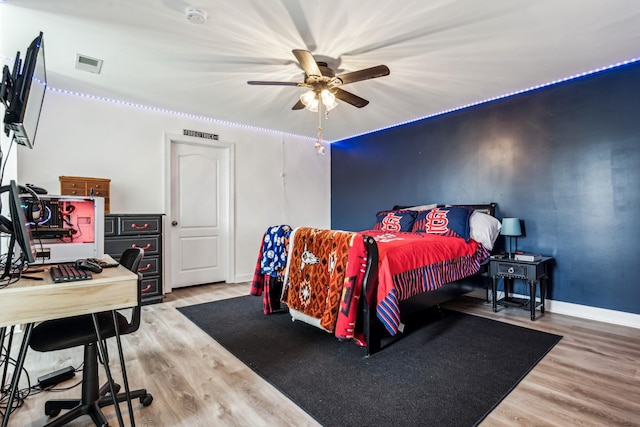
<box><xmin>489</xmin><ymin>256</ymin><xmax>553</xmax><ymax>320</ymax></box>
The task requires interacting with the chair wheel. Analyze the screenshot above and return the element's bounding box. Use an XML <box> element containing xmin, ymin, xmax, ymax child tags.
<box><xmin>45</xmin><ymin>407</ymin><xmax>61</xmax><ymax>417</ymax></box>
<box><xmin>140</xmin><ymin>393</ymin><xmax>153</xmax><ymax>406</ymax></box>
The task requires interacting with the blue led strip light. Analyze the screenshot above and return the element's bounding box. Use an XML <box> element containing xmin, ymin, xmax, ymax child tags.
<box><xmin>45</xmin><ymin>86</ymin><xmax>317</xmax><ymax>142</ymax></box>
<box><xmin>334</xmin><ymin>56</ymin><xmax>640</xmax><ymax>143</ymax></box>
<box><xmin>39</xmin><ymin>56</ymin><xmax>640</xmax><ymax>145</ymax></box>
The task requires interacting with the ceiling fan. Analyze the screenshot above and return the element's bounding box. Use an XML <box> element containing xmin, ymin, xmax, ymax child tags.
<box><xmin>248</xmin><ymin>49</ymin><xmax>390</xmax><ymax>111</ymax></box>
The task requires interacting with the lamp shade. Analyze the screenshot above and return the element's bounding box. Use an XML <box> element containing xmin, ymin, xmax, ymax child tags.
<box><xmin>500</xmin><ymin>218</ymin><xmax>522</xmax><ymax>236</ymax></box>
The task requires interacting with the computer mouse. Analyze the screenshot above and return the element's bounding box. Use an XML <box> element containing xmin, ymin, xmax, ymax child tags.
<box><xmin>75</xmin><ymin>259</ymin><xmax>103</xmax><ymax>273</ymax></box>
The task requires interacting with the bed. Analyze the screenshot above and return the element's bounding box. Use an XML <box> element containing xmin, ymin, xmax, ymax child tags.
<box><xmin>252</xmin><ymin>203</ymin><xmax>499</xmax><ymax>356</ymax></box>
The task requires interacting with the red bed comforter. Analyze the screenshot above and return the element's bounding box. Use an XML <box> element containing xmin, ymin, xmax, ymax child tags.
<box><xmin>360</xmin><ymin>230</ymin><xmax>489</xmax><ymax>335</ymax></box>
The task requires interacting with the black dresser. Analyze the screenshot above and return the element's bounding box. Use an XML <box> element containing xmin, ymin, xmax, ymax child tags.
<box><xmin>104</xmin><ymin>214</ymin><xmax>164</xmax><ymax>305</ymax></box>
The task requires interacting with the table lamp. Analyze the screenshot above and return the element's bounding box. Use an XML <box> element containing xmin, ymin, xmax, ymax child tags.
<box><xmin>500</xmin><ymin>218</ymin><xmax>522</xmax><ymax>259</ymax></box>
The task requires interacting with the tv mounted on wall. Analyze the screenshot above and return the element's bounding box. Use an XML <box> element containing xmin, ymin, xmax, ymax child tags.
<box><xmin>1</xmin><ymin>31</ymin><xmax>47</xmax><ymax>149</ymax></box>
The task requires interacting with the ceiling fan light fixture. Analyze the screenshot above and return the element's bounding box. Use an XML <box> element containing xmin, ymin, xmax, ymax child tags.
<box><xmin>300</xmin><ymin>90</ymin><xmax>316</xmax><ymax>106</ymax></box>
<box><xmin>321</xmin><ymin>89</ymin><xmax>338</xmax><ymax>111</ymax></box>
<box><xmin>305</xmin><ymin>98</ymin><xmax>319</xmax><ymax>112</ymax></box>
<box><xmin>300</xmin><ymin>90</ymin><xmax>319</xmax><ymax>112</ymax></box>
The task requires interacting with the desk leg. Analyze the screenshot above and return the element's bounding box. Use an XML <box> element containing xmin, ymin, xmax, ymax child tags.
<box><xmin>529</xmin><ymin>280</ymin><xmax>537</xmax><ymax>320</ymax></box>
<box><xmin>91</xmin><ymin>314</ymin><xmax>125</xmax><ymax>427</ymax></box>
<box><xmin>111</xmin><ymin>310</ymin><xmax>135</xmax><ymax>427</ymax></box>
<box><xmin>1</xmin><ymin>326</ymin><xmax>12</xmax><ymax>391</ymax></box>
<box><xmin>1</xmin><ymin>323</ymin><xmax>33</xmax><ymax>427</ymax></box>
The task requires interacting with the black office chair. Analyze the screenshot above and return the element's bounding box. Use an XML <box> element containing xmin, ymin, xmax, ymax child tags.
<box><xmin>29</xmin><ymin>248</ymin><xmax>153</xmax><ymax>426</ymax></box>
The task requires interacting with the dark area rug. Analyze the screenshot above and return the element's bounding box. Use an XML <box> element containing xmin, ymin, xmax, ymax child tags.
<box><xmin>178</xmin><ymin>296</ymin><xmax>561</xmax><ymax>427</ymax></box>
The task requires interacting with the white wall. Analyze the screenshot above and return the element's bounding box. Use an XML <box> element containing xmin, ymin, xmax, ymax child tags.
<box><xmin>15</xmin><ymin>89</ymin><xmax>331</xmax><ymax>285</ymax></box>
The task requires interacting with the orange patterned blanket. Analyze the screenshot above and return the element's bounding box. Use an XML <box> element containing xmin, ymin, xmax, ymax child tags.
<box><xmin>282</xmin><ymin>227</ymin><xmax>364</xmax><ymax>334</ymax></box>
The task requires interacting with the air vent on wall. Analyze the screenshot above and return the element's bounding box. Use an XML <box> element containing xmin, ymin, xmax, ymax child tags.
<box><xmin>75</xmin><ymin>54</ymin><xmax>103</xmax><ymax>74</ymax></box>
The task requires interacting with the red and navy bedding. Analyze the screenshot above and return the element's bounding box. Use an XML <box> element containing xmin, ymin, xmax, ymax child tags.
<box><xmin>360</xmin><ymin>230</ymin><xmax>489</xmax><ymax>335</ymax></box>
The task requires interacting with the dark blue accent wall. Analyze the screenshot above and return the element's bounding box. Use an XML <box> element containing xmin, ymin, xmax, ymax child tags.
<box><xmin>331</xmin><ymin>61</ymin><xmax>640</xmax><ymax>315</ymax></box>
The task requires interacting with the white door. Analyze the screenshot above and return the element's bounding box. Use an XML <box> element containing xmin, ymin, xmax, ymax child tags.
<box><xmin>169</xmin><ymin>140</ymin><xmax>231</xmax><ymax>288</ymax></box>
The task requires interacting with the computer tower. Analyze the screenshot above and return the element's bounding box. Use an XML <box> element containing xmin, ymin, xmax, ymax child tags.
<box><xmin>23</xmin><ymin>194</ymin><xmax>105</xmax><ymax>264</ymax></box>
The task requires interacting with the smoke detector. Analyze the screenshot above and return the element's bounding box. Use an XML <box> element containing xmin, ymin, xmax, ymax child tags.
<box><xmin>185</xmin><ymin>7</ymin><xmax>208</xmax><ymax>24</ymax></box>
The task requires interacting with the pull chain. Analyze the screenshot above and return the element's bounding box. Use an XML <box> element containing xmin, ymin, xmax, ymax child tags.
<box><xmin>315</xmin><ymin>100</ymin><xmax>325</xmax><ymax>154</ymax></box>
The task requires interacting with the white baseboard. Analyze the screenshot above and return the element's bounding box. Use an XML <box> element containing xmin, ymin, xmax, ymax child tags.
<box><xmin>545</xmin><ymin>299</ymin><xmax>640</xmax><ymax>329</ymax></box>
<box><xmin>468</xmin><ymin>289</ymin><xmax>640</xmax><ymax>329</ymax></box>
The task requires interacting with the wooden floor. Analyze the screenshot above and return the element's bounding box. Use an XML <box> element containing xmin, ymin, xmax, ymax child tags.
<box><xmin>6</xmin><ymin>282</ymin><xmax>640</xmax><ymax>426</ymax></box>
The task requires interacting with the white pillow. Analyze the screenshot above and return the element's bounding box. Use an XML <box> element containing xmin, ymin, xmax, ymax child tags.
<box><xmin>405</xmin><ymin>203</ymin><xmax>438</xmax><ymax>211</ymax></box>
<box><xmin>469</xmin><ymin>211</ymin><xmax>501</xmax><ymax>250</ymax></box>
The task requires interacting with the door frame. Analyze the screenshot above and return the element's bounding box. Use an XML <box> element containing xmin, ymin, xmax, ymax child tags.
<box><xmin>163</xmin><ymin>133</ymin><xmax>235</xmax><ymax>293</ymax></box>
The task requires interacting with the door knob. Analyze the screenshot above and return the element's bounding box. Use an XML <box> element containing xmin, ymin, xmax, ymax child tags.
<box><xmin>171</xmin><ymin>221</ymin><xmax>178</xmax><ymax>226</ymax></box>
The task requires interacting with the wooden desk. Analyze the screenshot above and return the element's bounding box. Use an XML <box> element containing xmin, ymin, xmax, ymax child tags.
<box><xmin>0</xmin><ymin>264</ymin><xmax>138</xmax><ymax>327</ymax></box>
<box><xmin>0</xmin><ymin>264</ymin><xmax>138</xmax><ymax>426</ymax></box>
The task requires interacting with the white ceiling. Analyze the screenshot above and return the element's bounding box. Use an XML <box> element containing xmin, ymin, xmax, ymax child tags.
<box><xmin>2</xmin><ymin>0</ymin><xmax>640</xmax><ymax>141</ymax></box>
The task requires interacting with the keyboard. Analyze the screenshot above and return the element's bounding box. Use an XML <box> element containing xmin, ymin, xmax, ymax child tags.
<box><xmin>50</xmin><ymin>264</ymin><xmax>93</xmax><ymax>283</ymax></box>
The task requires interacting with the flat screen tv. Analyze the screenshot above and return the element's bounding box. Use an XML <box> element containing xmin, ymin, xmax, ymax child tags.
<box><xmin>1</xmin><ymin>32</ymin><xmax>47</xmax><ymax>149</ymax></box>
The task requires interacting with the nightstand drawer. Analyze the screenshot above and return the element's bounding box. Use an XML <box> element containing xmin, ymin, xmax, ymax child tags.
<box><xmin>496</xmin><ymin>262</ymin><xmax>528</xmax><ymax>279</ymax></box>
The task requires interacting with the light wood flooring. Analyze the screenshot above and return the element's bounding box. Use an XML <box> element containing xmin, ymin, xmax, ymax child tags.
<box><xmin>6</xmin><ymin>282</ymin><xmax>640</xmax><ymax>426</ymax></box>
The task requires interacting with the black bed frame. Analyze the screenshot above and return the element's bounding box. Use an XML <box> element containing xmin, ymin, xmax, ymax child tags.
<box><xmin>357</xmin><ymin>203</ymin><xmax>497</xmax><ymax>356</ymax></box>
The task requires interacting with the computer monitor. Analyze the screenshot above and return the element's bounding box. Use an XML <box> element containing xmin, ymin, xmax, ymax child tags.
<box><xmin>1</xmin><ymin>32</ymin><xmax>47</xmax><ymax>148</ymax></box>
<box><xmin>1</xmin><ymin>180</ymin><xmax>37</xmax><ymax>280</ymax></box>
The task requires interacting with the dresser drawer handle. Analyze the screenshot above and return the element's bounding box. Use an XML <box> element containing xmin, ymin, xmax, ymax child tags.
<box><xmin>131</xmin><ymin>243</ymin><xmax>152</xmax><ymax>250</ymax></box>
<box><xmin>138</xmin><ymin>263</ymin><xmax>152</xmax><ymax>272</ymax></box>
<box><xmin>131</xmin><ymin>223</ymin><xmax>149</xmax><ymax>230</ymax></box>
<box><xmin>141</xmin><ymin>284</ymin><xmax>152</xmax><ymax>293</ymax></box>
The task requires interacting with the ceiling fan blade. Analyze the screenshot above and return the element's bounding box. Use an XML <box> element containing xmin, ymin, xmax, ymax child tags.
<box><xmin>247</xmin><ymin>81</ymin><xmax>301</xmax><ymax>86</ymax></box>
<box><xmin>334</xmin><ymin>88</ymin><xmax>370</xmax><ymax>108</ymax></box>
<box><xmin>292</xmin><ymin>99</ymin><xmax>305</xmax><ymax>110</ymax></box>
<box><xmin>292</xmin><ymin>49</ymin><xmax>322</xmax><ymax>77</ymax></box>
<box><xmin>337</xmin><ymin>65</ymin><xmax>390</xmax><ymax>85</ymax></box>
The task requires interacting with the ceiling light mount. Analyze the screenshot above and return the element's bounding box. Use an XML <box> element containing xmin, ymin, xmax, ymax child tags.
<box><xmin>185</xmin><ymin>7</ymin><xmax>208</xmax><ymax>24</ymax></box>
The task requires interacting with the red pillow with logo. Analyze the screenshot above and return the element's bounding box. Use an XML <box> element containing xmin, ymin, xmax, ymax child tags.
<box><xmin>373</xmin><ymin>210</ymin><xmax>417</xmax><ymax>232</ymax></box>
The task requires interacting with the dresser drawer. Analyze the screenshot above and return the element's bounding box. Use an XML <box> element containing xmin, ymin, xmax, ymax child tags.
<box><xmin>105</xmin><ymin>213</ymin><xmax>164</xmax><ymax>305</ymax></box>
<box><xmin>118</xmin><ymin>216</ymin><xmax>162</xmax><ymax>235</ymax></box>
<box><xmin>104</xmin><ymin>216</ymin><xmax>116</xmax><ymax>237</ymax></box>
<box><xmin>140</xmin><ymin>276</ymin><xmax>162</xmax><ymax>298</ymax></box>
<box><xmin>60</xmin><ymin>182</ymin><xmax>87</xmax><ymax>196</ymax></box>
<box><xmin>104</xmin><ymin>236</ymin><xmax>160</xmax><ymax>256</ymax></box>
<box><xmin>137</xmin><ymin>255</ymin><xmax>161</xmax><ymax>277</ymax></box>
